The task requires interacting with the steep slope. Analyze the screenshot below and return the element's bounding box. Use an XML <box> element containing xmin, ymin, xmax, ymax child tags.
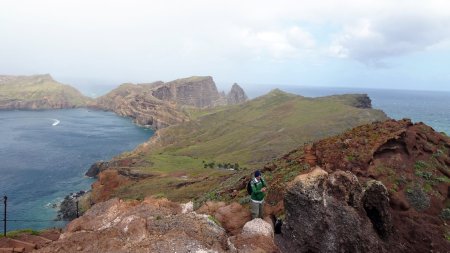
<box><xmin>0</xmin><ymin>74</ymin><xmax>91</xmax><ymax>109</ymax></box>
<box><xmin>88</xmin><ymin>90</ymin><xmax>387</xmax><ymax>203</ymax></box>
<box><xmin>227</xmin><ymin>83</ymin><xmax>248</xmax><ymax>105</ymax></box>
<box><xmin>215</xmin><ymin>119</ymin><xmax>449</xmax><ymax>252</ymax></box>
<box><xmin>93</xmin><ymin>76</ymin><xmax>247</xmax><ymax>129</ymax></box>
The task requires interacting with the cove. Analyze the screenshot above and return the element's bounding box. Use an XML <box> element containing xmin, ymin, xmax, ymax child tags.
<box><xmin>0</xmin><ymin>108</ymin><xmax>153</xmax><ymax>231</ymax></box>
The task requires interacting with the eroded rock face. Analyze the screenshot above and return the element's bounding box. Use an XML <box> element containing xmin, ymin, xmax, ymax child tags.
<box><xmin>227</xmin><ymin>83</ymin><xmax>248</xmax><ymax>105</ymax></box>
<box><xmin>93</xmin><ymin>76</ymin><xmax>248</xmax><ymax>130</ymax></box>
<box><xmin>281</xmin><ymin>167</ymin><xmax>392</xmax><ymax>253</ymax></box>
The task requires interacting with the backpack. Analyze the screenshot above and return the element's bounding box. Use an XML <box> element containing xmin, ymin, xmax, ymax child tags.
<box><xmin>247</xmin><ymin>180</ymin><xmax>254</xmax><ymax>195</ymax></box>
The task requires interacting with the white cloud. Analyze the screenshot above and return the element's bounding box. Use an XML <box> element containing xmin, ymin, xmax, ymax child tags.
<box><xmin>329</xmin><ymin>6</ymin><xmax>450</xmax><ymax>66</ymax></box>
<box><xmin>238</xmin><ymin>26</ymin><xmax>315</xmax><ymax>60</ymax></box>
<box><xmin>0</xmin><ymin>0</ymin><xmax>450</xmax><ymax>88</ymax></box>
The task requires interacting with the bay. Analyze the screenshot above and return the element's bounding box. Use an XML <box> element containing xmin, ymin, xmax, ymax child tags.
<box><xmin>0</xmin><ymin>109</ymin><xmax>153</xmax><ymax>231</ymax></box>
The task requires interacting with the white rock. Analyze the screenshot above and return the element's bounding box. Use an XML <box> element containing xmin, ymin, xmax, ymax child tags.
<box><xmin>181</xmin><ymin>201</ymin><xmax>194</xmax><ymax>214</ymax></box>
<box><xmin>241</xmin><ymin>218</ymin><xmax>274</xmax><ymax>238</ymax></box>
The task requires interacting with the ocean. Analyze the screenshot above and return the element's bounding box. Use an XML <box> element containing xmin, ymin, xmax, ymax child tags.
<box><xmin>0</xmin><ymin>109</ymin><xmax>153</xmax><ymax>231</ymax></box>
<box><xmin>1</xmin><ymin>87</ymin><xmax>449</xmax><ymax>232</ymax></box>
<box><xmin>260</xmin><ymin>86</ymin><xmax>450</xmax><ymax>135</ymax></box>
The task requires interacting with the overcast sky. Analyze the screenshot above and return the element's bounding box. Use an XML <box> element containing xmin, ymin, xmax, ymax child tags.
<box><xmin>1</xmin><ymin>0</ymin><xmax>450</xmax><ymax>94</ymax></box>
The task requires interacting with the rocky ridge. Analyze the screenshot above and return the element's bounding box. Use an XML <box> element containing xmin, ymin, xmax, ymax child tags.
<box><xmin>93</xmin><ymin>76</ymin><xmax>248</xmax><ymax>129</ymax></box>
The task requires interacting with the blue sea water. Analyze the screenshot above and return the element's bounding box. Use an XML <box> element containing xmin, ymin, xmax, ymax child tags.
<box><xmin>0</xmin><ymin>109</ymin><xmax>153</xmax><ymax>231</ymax></box>
<box><xmin>276</xmin><ymin>86</ymin><xmax>450</xmax><ymax>135</ymax></box>
<box><xmin>1</xmin><ymin>88</ymin><xmax>449</xmax><ymax>232</ymax></box>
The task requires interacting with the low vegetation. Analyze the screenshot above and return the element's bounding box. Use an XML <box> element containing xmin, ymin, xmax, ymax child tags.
<box><xmin>105</xmin><ymin>90</ymin><xmax>386</xmax><ymax>203</ymax></box>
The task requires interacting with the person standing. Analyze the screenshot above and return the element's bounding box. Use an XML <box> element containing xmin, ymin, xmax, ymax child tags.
<box><xmin>250</xmin><ymin>170</ymin><xmax>267</xmax><ymax>219</ymax></box>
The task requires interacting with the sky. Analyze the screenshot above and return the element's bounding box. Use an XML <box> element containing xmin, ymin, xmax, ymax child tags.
<box><xmin>1</xmin><ymin>0</ymin><xmax>450</xmax><ymax>95</ymax></box>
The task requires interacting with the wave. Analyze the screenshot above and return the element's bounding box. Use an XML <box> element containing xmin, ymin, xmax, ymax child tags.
<box><xmin>52</xmin><ymin>119</ymin><xmax>60</xmax><ymax>126</ymax></box>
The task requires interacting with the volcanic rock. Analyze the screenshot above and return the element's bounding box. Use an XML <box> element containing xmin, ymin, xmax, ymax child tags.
<box><xmin>37</xmin><ymin>197</ymin><xmax>231</xmax><ymax>253</ymax></box>
<box><xmin>227</xmin><ymin>83</ymin><xmax>248</xmax><ymax>105</ymax></box>
<box><xmin>93</xmin><ymin>76</ymin><xmax>248</xmax><ymax>130</ymax></box>
<box><xmin>281</xmin><ymin>167</ymin><xmax>390</xmax><ymax>253</ymax></box>
<box><xmin>241</xmin><ymin>218</ymin><xmax>274</xmax><ymax>238</ymax></box>
<box><xmin>198</xmin><ymin>201</ymin><xmax>252</xmax><ymax>235</ymax></box>
<box><xmin>85</xmin><ymin>161</ymin><xmax>110</xmax><ymax>177</ymax></box>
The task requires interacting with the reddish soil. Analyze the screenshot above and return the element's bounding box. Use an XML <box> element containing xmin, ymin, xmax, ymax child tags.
<box><xmin>277</xmin><ymin>119</ymin><xmax>450</xmax><ymax>252</ymax></box>
<box><xmin>220</xmin><ymin>119</ymin><xmax>449</xmax><ymax>252</ymax></box>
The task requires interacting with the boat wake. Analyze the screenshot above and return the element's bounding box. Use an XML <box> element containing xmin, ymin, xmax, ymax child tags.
<box><xmin>52</xmin><ymin>119</ymin><xmax>60</xmax><ymax>126</ymax></box>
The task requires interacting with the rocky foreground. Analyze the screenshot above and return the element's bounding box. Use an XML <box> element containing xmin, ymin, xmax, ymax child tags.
<box><xmin>36</xmin><ymin>198</ymin><xmax>277</xmax><ymax>253</ymax></box>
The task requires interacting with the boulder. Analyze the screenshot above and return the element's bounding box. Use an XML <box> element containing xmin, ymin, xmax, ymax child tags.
<box><xmin>281</xmin><ymin>167</ymin><xmax>391</xmax><ymax>253</ymax></box>
<box><xmin>241</xmin><ymin>218</ymin><xmax>273</xmax><ymax>238</ymax></box>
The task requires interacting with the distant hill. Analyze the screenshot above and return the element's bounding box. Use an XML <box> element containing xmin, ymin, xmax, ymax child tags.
<box><xmin>0</xmin><ymin>74</ymin><xmax>91</xmax><ymax>109</ymax></box>
<box><xmin>93</xmin><ymin>76</ymin><xmax>248</xmax><ymax>129</ymax></box>
<box><xmin>89</xmin><ymin>89</ymin><xmax>387</xmax><ymax>202</ymax></box>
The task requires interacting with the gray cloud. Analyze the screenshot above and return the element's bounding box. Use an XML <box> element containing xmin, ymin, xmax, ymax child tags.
<box><xmin>330</xmin><ymin>13</ymin><xmax>450</xmax><ymax>66</ymax></box>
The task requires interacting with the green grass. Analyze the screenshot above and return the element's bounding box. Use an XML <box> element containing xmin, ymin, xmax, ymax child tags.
<box><xmin>0</xmin><ymin>229</ymin><xmax>40</xmax><ymax>238</ymax></box>
<box><xmin>0</xmin><ymin>74</ymin><xmax>91</xmax><ymax>107</ymax></box>
<box><xmin>109</xmin><ymin>90</ymin><xmax>387</xmax><ymax>202</ymax></box>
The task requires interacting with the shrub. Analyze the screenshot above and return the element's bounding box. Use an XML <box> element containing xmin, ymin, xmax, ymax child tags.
<box><xmin>414</xmin><ymin>160</ymin><xmax>428</xmax><ymax>170</ymax></box>
<box><xmin>415</xmin><ymin>171</ymin><xmax>433</xmax><ymax>180</ymax></box>
<box><xmin>440</xmin><ymin>208</ymin><xmax>450</xmax><ymax>220</ymax></box>
<box><xmin>405</xmin><ymin>186</ymin><xmax>430</xmax><ymax>211</ymax></box>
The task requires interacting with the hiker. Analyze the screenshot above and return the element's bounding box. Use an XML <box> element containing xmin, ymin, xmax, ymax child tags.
<box><xmin>250</xmin><ymin>170</ymin><xmax>267</xmax><ymax>219</ymax></box>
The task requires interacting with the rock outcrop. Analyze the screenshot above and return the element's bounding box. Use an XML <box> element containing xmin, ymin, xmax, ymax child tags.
<box><xmin>227</xmin><ymin>83</ymin><xmax>247</xmax><ymax>105</ymax></box>
<box><xmin>257</xmin><ymin>119</ymin><xmax>449</xmax><ymax>252</ymax></box>
<box><xmin>280</xmin><ymin>167</ymin><xmax>392</xmax><ymax>252</ymax></box>
<box><xmin>37</xmin><ymin>197</ymin><xmax>278</xmax><ymax>253</ymax></box>
<box><xmin>93</xmin><ymin>76</ymin><xmax>248</xmax><ymax>129</ymax></box>
<box><xmin>0</xmin><ymin>74</ymin><xmax>91</xmax><ymax>110</ymax></box>
<box><xmin>197</xmin><ymin>201</ymin><xmax>252</xmax><ymax>235</ymax></box>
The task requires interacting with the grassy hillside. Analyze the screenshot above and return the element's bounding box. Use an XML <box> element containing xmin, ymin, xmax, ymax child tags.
<box><xmin>105</xmin><ymin>89</ymin><xmax>387</xmax><ymax>201</ymax></box>
<box><xmin>0</xmin><ymin>74</ymin><xmax>91</xmax><ymax>108</ymax></box>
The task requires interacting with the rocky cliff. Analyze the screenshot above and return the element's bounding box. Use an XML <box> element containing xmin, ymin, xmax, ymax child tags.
<box><xmin>0</xmin><ymin>74</ymin><xmax>91</xmax><ymax>110</ymax></box>
<box><xmin>227</xmin><ymin>83</ymin><xmax>248</xmax><ymax>105</ymax></box>
<box><xmin>93</xmin><ymin>76</ymin><xmax>247</xmax><ymax>129</ymax></box>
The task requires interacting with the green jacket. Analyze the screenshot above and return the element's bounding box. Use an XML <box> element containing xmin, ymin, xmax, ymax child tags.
<box><xmin>250</xmin><ymin>177</ymin><xmax>267</xmax><ymax>201</ymax></box>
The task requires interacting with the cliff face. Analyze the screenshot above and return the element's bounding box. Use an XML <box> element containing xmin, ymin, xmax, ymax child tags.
<box><xmin>227</xmin><ymin>83</ymin><xmax>248</xmax><ymax>105</ymax></box>
<box><xmin>93</xmin><ymin>76</ymin><xmax>248</xmax><ymax>129</ymax></box>
<box><xmin>153</xmin><ymin>76</ymin><xmax>222</xmax><ymax>107</ymax></box>
<box><xmin>0</xmin><ymin>74</ymin><xmax>91</xmax><ymax>109</ymax></box>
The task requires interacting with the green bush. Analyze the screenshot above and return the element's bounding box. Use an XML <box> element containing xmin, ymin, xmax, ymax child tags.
<box><xmin>440</xmin><ymin>208</ymin><xmax>450</xmax><ymax>220</ymax></box>
<box><xmin>414</xmin><ymin>160</ymin><xmax>428</xmax><ymax>170</ymax></box>
<box><xmin>405</xmin><ymin>186</ymin><xmax>430</xmax><ymax>211</ymax></box>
